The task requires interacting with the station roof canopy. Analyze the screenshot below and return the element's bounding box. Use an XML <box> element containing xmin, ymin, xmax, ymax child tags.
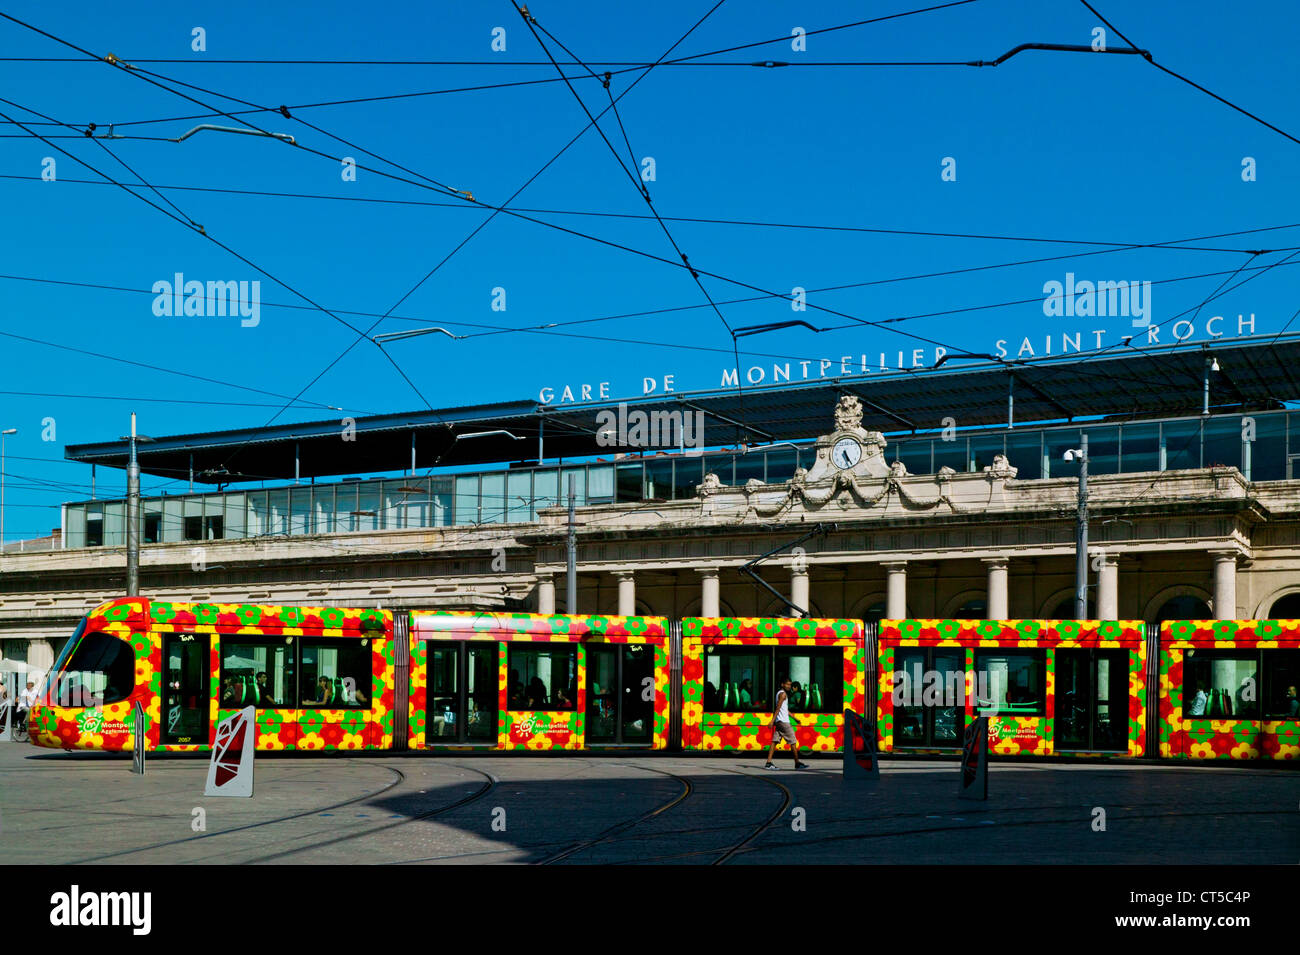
<box><xmin>65</xmin><ymin>334</ymin><xmax>1300</xmax><ymax>484</ymax></box>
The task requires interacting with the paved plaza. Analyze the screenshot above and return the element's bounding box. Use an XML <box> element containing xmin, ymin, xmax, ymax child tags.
<box><xmin>1</xmin><ymin>742</ymin><xmax>1295</xmax><ymax>865</ymax></box>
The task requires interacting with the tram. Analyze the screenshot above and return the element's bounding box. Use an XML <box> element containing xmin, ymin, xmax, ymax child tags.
<box><xmin>25</xmin><ymin>597</ymin><xmax>1300</xmax><ymax>761</ymax></box>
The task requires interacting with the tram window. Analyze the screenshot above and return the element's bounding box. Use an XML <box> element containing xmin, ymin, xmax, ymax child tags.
<box><xmin>704</xmin><ymin>648</ymin><xmax>772</xmax><ymax>713</ymax></box>
<box><xmin>974</xmin><ymin>650</ymin><xmax>1045</xmax><ymax>717</ymax></box>
<box><xmin>775</xmin><ymin>648</ymin><xmax>842</xmax><ymax>713</ymax></box>
<box><xmin>61</xmin><ymin>631</ymin><xmax>135</xmax><ymax>706</ymax></box>
<box><xmin>1182</xmin><ymin>650</ymin><xmax>1258</xmax><ymax>719</ymax></box>
<box><xmin>507</xmin><ymin>647</ymin><xmax>577</xmax><ymax>710</ymax></box>
<box><xmin>300</xmin><ymin>640</ymin><xmax>373</xmax><ymax>708</ymax></box>
<box><xmin>221</xmin><ymin>640</ymin><xmax>295</xmax><ymax>708</ymax></box>
<box><xmin>1263</xmin><ymin>650</ymin><xmax>1300</xmax><ymax>718</ymax></box>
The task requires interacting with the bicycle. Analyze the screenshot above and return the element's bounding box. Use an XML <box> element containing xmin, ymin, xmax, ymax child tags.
<box><xmin>4</xmin><ymin>705</ymin><xmax>28</xmax><ymax>742</ymax></box>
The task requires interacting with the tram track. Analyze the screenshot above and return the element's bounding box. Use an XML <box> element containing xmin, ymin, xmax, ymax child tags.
<box><xmin>71</xmin><ymin>762</ymin><xmax>409</xmax><ymax>864</ymax></box>
<box><xmin>237</xmin><ymin>761</ymin><xmax>499</xmax><ymax>864</ymax></box>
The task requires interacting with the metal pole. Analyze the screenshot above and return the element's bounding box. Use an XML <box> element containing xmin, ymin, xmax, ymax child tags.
<box><xmin>1075</xmin><ymin>432</ymin><xmax>1089</xmax><ymax>619</ymax></box>
<box><xmin>127</xmin><ymin>413</ymin><xmax>140</xmax><ymax>596</ymax></box>
<box><xmin>1</xmin><ymin>428</ymin><xmax>16</xmax><ymax>565</ymax></box>
<box><xmin>566</xmin><ymin>474</ymin><xmax>577</xmax><ymax>613</ymax></box>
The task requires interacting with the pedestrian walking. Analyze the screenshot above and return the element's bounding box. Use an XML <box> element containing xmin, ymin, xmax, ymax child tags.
<box><xmin>764</xmin><ymin>676</ymin><xmax>807</xmax><ymax>770</ymax></box>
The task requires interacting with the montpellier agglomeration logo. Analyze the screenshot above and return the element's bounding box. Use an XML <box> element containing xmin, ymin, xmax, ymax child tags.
<box><xmin>595</xmin><ymin>402</ymin><xmax>705</xmax><ymax>453</ymax></box>
<box><xmin>151</xmin><ymin>272</ymin><xmax>262</xmax><ymax>327</ymax></box>
<box><xmin>1043</xmin><ymin>272</ymin><xmax>1152</xmax><ymax>327</ymax></box>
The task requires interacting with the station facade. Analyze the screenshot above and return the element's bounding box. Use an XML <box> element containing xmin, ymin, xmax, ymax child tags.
<box><xmin>4</xmin><ymin>337</ymin><xmax>1300</xmax><ymax>675</ymax></box>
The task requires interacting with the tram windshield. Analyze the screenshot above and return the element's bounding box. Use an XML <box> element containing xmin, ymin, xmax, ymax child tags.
<box><xmin>52</xmin><ymin>626</ymin><xmax>135</xmax><ymax>707</ymax></box>
<box><xmin>42</xmin><ymin>617</ymin><xmax>87</xmax><ymax>701</ymax></box>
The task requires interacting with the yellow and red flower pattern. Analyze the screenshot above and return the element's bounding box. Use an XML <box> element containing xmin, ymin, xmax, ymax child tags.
<box><xmin>680</xmin><ymin>617</ymin><xmax>866</xmax><ymax>752</ymax></box>
<box><xmin>1159</xmin><ymin>619</ymin><xmax>1300</xmax><ymax>761</ymax></box>
<box><xmin>408</xmin><ymin>610</ymin><xmax>670</xmax><ymax>751</ymax></box>
<box><xmin>877</xmin><ymin>619</ymin><xmax>1147</xmax><ymax>757</ymax></box>
<box><xmin>30</xmin><ymin>597</ymin><xmax>393</xmax><ymax>753</ymax></box>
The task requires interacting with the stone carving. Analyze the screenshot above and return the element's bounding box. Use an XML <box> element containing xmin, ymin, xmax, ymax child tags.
<box><xmin>696</xmin><ymin>472</ymin><xmax>724</xmax><ymax>498</ymax></box>
<box><xmin>833</xmin><ymin>395</ymin><xmax>864</xmax><ymax>432</ymax></box>
<box><xmin>982</xmin><ymin>453</ymin><xmax>1018</xmax><ymax>480</ymax></box>
<box><xmin>889</xmin><ymin>460</ymin><xmax>909</xmax><ymax>478</ymax></box>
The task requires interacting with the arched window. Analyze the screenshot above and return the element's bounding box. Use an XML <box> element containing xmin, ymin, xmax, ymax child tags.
<box><xmin>1153</xmin><ymin>595</ymin><xmax>1211</xmax><ymax>627</ymax></box>
<box><xmin>955</xmin><ymin>599</ymin><xmax>987</xmax><ymax>618</ymax></box>
<box><xmin>862</xmin><ymin>601</ymin><xmax>887</xmax><ymax>623</ymax></box>
<box><xmin>1268</xmin><ymin>593</ymin><xmax>1300</xmax><ymax>618</ymax></box>
<box><xmin>1051</xmin><ymin>596</ymin><xmax>1097</xmax><ymax>620</ymax></box>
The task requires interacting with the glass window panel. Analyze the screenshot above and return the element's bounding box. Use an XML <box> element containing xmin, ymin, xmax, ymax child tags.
<box><xmin>85</xmin><ymin>506</ymin><xmax>104</xmax><ymax>547</ymax></box>
<box><xmin>223</xmin><ymin>493</ymin><xmax>246</xmax><ymax>539</ymax></box>
<box><xmin>431</xmin><ymin>477</ymin><xmax>453</xmax><ymax>527</ymax></box>
<box><xmin>932</xmin><ymin>437</ymin><xmax>967</xmax><ymax>474</ymax></box>
<box><xmin>453</xmin><ymin>475</ymin><xmax>479</xmax><ymax>525</ymax></box>
<box><xmin>141</xmin><ymin>501</ymin><xmax>162</xmax><ymax>545</ymax></box>
<box><xmin>479</xmin><ymin>473</ymin><xmax>506</xmax><ymax>524</ymax></box>
<box><xmin>300</xmin><ymin>638</ymin><xmax>373</xmax><ymax>708</ymax></box>
<box><xmin>1182</xmin><ymin>649</ymin><xmax>1258</xmax><ymax>718</ymax></box>
<box><xmin>265</xmin><ymin>489</ymin><xmax>289</xmax><ymax>536</ymax></box>
<box><xmin>1250</xmin><ymin>411</ymin><xmax>1285</xmax><ymax>481</ymax></box>
<box><xmin>1005</xmin><ymin>432</ymin><xmax>1041</xmax><ymax>480</ymax></box>
<box><xmin>1263</xmin><ymin>649</ymin><xmax>1300</xmax><ymax>718</ymax></box>
<box><xmin>615</xmin><ymin>462</ymin><xmax>643</xmax><ymax>503</ymax></box>
<box><xmin>1162</xmin><ymin>419</ymin><xmax>1201</xmax><ymax>471</ymax></box>
<box><xmin>532</xmin><ymin>470</ymin><xmax>559</xmax><ymax>513</ymax></box>
<box><xmin>103</xmin><ymin>501</ymin><xmax>125</xmax><ymax>547</ymax></box>
<box><xmin>221</xmin><ymin>639</ymin><xmax>295</xmax><ymax>708</ymax></box>
<box><xmin>561</xmin><ymin>468</ymin><xmax>586</xmax><ymax>505</ymax></box>
<box><xmin>702</xmin><ymin>454</ymin><xmax>733</xmax><ymax>487</ymax></box>
<box><xmin>311</xmin><ymin>485</ymin><xmax>334</xmax><ymax>534</ymax></box>
<box><xmin>160</xmin><ymin>497</ymin><xmax>182</xmax><ymax>543</ymax></box>
<box><xmin>703</xmin><ymin>647</ymin><xmax>772</xmax><ymax>713</ymax></box>
<box><xmin>65</xmin><ymin>505</ymin><xmax>86</xmax><ymax>549</ymax></box>
<box><xmin>975</xmin><ymin>649</ymin><xmax>1046</xmax><ymax>717</ymax></box>
<box><xmin>1202</xmin><ymin>416</ymin><xmax>1242</xmax><ymax>471</ymax></box>
<box><xmin>200</xmin><ymin>495</ymin><xmax>225</xmax><ymax>540</ymax></box>
<box><xmin>734</xmin><ymin>451</ymin><xmax>766</xmax><ymax>486</ymax></box>
<box><xmin>1082</xmin><ymin>426</ymin><xmax>1118</xmax><ymax>475</ymax></box>
<box><xmin>969</xmin><ymin>434</ymin><xmax>1006</xmax><ymax>473</ymax></box>
<box><xmin>1119</xmin><ymin>422</ymin><xmax>1160</xmax><ymax>473</ymax></box>
<box><xmin>355</xmin><ymin>483</ymin><xmax>381</xmax><ymax>532</ymax></box>
<box><xmin>61</xmin><ymin>631</ymin><xmax>135</xmax><ymax>705</ymax></box>
<box><xmin>505</xmin><ymin>471</ymin><xmax>532</xmax><ymax>523</ymax></box>
<box><xmin>775</xmin><ymin>648</ymin><xmax>843</xmax><ymax>714</ymax></box>
<box><xmin>644</xmin><ymin>457</ymin><xmax>673</xmax><ymax>500</ymax></box>
<box><xmin>764</xmin><ymin>448</ymin><xmax>803</xmax><ymax>483</ymax></box>
<box><xmin>587</xmin><ymin>465</ymin><xmax>614</xmax><ymax>502</ymax></box>
<box><xmin>896</xmin><ymin>440</ymin><xmax>933</xmax><ymax>477</ymax></box>
<box><xmin>507</xmin><ymin>646</ymin><xmax>577</xmax><ymax>711</ymax></box>
<box><xmin>244</xmin><ymin>491</ymin><xmax>267</xmax><ymax>538</ymax></box>
<box><xmin>1043</xmin><ymin>430</ymin><xmax>1083</xmax><ymax>481</ymax></box>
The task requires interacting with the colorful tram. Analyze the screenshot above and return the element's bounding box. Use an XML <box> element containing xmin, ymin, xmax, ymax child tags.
<box><xmin>26</xmin><ymin>598</ymin><xmax>1300</xmax><ymax>761</ymax></box>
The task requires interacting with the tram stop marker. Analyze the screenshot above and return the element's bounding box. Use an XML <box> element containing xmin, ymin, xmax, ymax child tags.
<box><xmin>131</xmin><ymin>701</ymin><xmax>146</xmax><ymax>775</ymax></box>
<box><xmin>842</xmin><ymin>709</ymin><xmax>880</xmax><ymax>781</ymax></box>
<box><xmin>204</xmin><ymin>705</ymin><xmax>256</xmax><ymax>798</ymax></box>
<box><xmin>958</xmin><ymin>716</ymin><xmax>989</xmax><ymax>800</ymax></box>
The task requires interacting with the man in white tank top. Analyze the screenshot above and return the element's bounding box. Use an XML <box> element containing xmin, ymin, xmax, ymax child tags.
<box><xmin>764</xmin><ymin>676</ymin><xmax>808</xmax><ymax>770</ymax></box>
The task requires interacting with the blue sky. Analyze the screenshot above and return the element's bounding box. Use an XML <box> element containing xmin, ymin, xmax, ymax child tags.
<box><xmin>1</xmin><ymin>0</ymin><xmax>1299</xmax><ymax>539</ymax></box>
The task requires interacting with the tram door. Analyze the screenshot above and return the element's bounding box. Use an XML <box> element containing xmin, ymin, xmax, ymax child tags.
<box><xmin>1056</xmin><ymin>649</ymin><xmax>1130</xmax><ymax>752</ymax></box>
<box><xmin>426</xmin><ymin>643</ymin><xmax>498</xmax><ymax>744</ymax></box>
<box><xmin>161</xmin><ymin>633</ymin><xmax>210</xmax><ymax>745</ymax></box>
<box><xmin>586</xmin><ymin>644</ymin><xmax>654</xmax><ymax>744</ymax></box>
<box><xmin>893</xmin><ymin>648</ymin><xmax>965</xmax><ymax>748</ymax></box>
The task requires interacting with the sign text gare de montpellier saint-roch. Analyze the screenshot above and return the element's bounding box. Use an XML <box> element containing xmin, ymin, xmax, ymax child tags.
<box><xmin>537</xmin><ymin>284</ymin><xmax>1260</xmax><ymax>406</ymax></box>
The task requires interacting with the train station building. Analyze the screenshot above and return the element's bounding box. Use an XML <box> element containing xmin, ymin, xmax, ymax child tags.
<box><xmin>5</xmin><ymin>334</ymin><xmax>1300</xmax><ymax>672</ymax></box>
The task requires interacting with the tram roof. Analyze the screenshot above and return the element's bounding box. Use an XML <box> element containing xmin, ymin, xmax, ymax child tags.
<box><xmin>65</xmin><ymin>334</ymin><xmax>1300</xmax><ymax>484</ymax></box>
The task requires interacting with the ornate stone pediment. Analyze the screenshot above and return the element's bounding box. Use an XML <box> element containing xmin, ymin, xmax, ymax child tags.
<box><xmin>802</xmin><ymin>395</ymin><xmax>890</xmax><ymax>482</ymax></box>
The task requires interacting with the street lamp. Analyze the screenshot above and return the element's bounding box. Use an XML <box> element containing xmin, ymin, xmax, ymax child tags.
<box><xmin>0</xmin><ymin>428</ymin><xmax>15</xmax><ymax>562</ymax></box>
<box><xmin>1063</xmin><ymin>433</ymin><xmax>1089</xmax><ymax>618</ymax></box>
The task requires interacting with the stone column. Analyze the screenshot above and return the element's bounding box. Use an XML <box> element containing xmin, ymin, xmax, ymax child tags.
<box><xmin>536</xmin><ymin>573</ymin><xmax>556</xmax><ymax>614</ymax></box>
<box><xmin>983</xmin><ymin>558</ymin><xmax>1009</xmax><ymax>620</ymax></box>
<box><xmin>698</xmin><ymin>567</ymin><xmax>721</xmax><ymax>617</ymax></box>
<box><xmin>1211</xmin><ymin>551</ymin><xmax>1238</xmax><ymax>620</ymax></box>
<box><xmin>616</xmin><ymin>570</ymin><xmax>636</xmax><ymax>616</ymax></box>
<box><xmin>791</xmin><ymin>567</ymin><xmax>810</xmax><ymax>618</ymax></box>
<box><xmin>1097</xmin><ymin>554</ymin><xmax>1119</xmax><ymax>620</ymax></box>
<box><xmin>882</xmin><ymin>561</ymin><xmax>908</xmax><ymax>619</ymax></box>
